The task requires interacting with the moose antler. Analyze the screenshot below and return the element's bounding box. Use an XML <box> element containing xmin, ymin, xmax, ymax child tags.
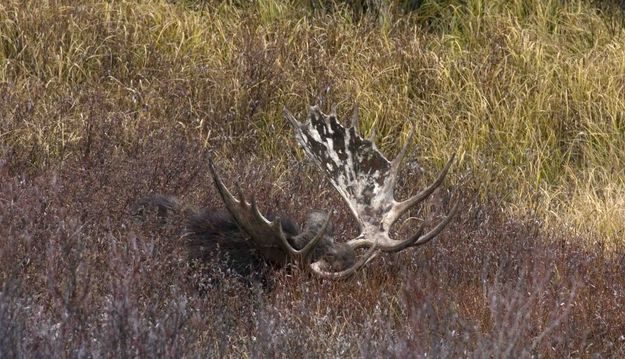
<box><xmin>284</xmin><ymin>105</ymin><xmax>458</xmax><ymax>254</ymax></box>
<box><xmin>208</xmin><ymin>158</ymin><xmax>378</xmax><ymax>278</ymax></box>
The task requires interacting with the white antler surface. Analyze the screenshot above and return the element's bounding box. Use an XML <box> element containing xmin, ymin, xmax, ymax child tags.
<box><xmin>285</xmin><ymin>106</ymin><xmax>458</xmax><ymax>252</ymax></box>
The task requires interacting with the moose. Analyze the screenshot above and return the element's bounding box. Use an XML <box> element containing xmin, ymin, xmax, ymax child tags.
<box><xmin>138</xmin><ymin>105</ymin><xmax>457</xmax><ymax>280</ymax></box>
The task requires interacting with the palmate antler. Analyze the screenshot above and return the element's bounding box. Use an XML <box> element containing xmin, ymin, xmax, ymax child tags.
<box><xmin>285</xmin><ymin>106</ymin><xmax>458</xmax><ymax>255</ymax></box>
<box><xmin>209</xmin><ymin>105</ymin><xmax>457</xmax><ymax>279</ymax></box>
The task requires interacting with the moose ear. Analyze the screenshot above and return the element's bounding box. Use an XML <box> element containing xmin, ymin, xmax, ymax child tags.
<box><xmin>301</xmin><ymin>210</ymin><xmax>333</xmax><ymax>236</ymax></box>
<box><xmin>277</xmin><ymin>217</ymin><xmax>299</xmax><ymax>236</ymax></box>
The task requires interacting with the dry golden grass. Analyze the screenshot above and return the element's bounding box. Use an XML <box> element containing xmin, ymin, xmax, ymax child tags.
<box><xmin>2</xmin><ymin>0</ymin><xmax>623</xmax><ymax>242</ymax></box>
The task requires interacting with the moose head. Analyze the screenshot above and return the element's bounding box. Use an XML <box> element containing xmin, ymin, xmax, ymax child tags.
<box><xmin>208</xmin><ymin>105</ymin><xmax>458</xmax><ymax>279</ymax></box>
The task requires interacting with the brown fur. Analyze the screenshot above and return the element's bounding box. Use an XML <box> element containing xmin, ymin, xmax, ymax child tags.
<box><xmin>133</xmin><ymin>195</ymin><xmax>355</xmax><ymax>280</ymax></box>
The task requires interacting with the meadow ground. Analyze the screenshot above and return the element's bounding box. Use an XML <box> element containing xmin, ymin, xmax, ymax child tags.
<box><xmin>1</xmin><ymin>0</ymin><xmax>624</xmax><ymax>357</ymax></box>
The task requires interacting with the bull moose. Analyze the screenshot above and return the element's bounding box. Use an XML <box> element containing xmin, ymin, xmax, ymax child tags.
<box><xmin>137</xmin><ymin>105</ymin><xmax>457</xmax><ymax>280</ymax></box>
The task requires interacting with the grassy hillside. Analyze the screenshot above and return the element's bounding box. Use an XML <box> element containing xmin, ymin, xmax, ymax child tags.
<box><xmin>2</xmin><ymin>0</ymin><xmax>624</xmax><ymax>240</ymax></box>
<box><xmin>1</xmin><ymin>0</ymin><xmax>624</xmax><ymax>357</ymax></box>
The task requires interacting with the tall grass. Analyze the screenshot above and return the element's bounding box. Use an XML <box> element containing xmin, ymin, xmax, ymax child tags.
<box><xmin>1</xmin><ymin>0</ymin><xmax>623</xmax><ymax>241</ymax></box>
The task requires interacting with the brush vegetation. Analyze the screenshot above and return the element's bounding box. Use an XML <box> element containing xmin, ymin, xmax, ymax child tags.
<box><xmin>1</xmin><ymin>0</ymin><xmax>624</xmax><ymax>357</ymax></box>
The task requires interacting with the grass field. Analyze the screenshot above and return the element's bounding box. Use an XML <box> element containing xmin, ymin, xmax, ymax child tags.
<box><xmin>1</xmin><ymin>0</ymin><xmax>624</xmax><ymax>357</ymax></box>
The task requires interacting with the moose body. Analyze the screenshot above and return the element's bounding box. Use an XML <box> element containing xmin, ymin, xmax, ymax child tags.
<box><xmin>136</xmin><ymin>194</ymin><xmax>356</xmax><ymax>278</ymax></box>
<box><xmin>186</xmin><ymin>208</ymin><xmax>356</xmax><ymax>275</ymax></box>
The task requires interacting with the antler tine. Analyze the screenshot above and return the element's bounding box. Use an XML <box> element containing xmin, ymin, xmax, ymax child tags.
<box><xmin>384</xmin><ymin>199</ymin><xmax>458</xmax><ymax>253</ymax></box>
<box><xmin>385</xmin><ymin>223</ymin><xmax>426</xmax><ymax>253</ymax></box>
<box><xmin>208</xmin><ymin>156</ymin><xmax>241</xmax><ymax>209</ymax></box>
<box><xmin>370</xmin><ymin>201</ymin><xmax>458</xmax><ymax>254</ymax></box>
<box><xmin>412</xmin><ymin>200</ymin><xmax>459</xmax><ymax>246</ymax></box>
<box><xmin>235</xmin><ymin>183</ymin><xmax>247</xmax><ymax>205</ymax></box>
<box><xmin>277</xmin><ymin>211</ymin><xmax>332</xmax><ymax>263</ymax></box>
<box><xmin>368</xmin><ymin>126</ymin><xmax>377</xmax><ymax>142</ymax></box>
<box><xmin>250</xmin><ymin>197</ymin><xmax>270</xmax><ymax>225</ymax></box>
<box><xmin>309</xmin><ymin>242</ymin><xmax>380</xmax><ymax>280</ymax></box>
<box><xmin>392</xmin><ymin>153</ymin><xmax>456</xmax><ymax>223</ymax></box>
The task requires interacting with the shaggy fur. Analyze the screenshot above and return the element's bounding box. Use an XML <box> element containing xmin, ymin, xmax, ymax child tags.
<box><xmin>133</xmin><ymin>195</ymin><xmax>355</xmax><ymax>280</ymax></box>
